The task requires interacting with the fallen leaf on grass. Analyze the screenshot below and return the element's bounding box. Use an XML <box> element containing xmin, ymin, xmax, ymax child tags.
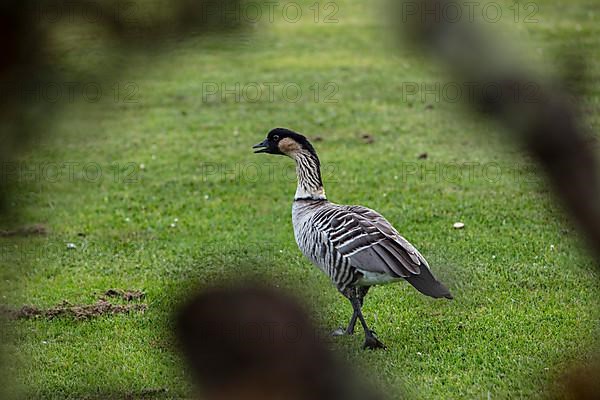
<box><xmin>361</xmin><ymin>133</ymin><xmax>374</xmax><ymax>144</ymax></box>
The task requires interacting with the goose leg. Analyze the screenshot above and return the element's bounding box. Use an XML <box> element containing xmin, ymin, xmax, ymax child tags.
<box><xmin>344</xmin><ymin>286</ymin><xmax>370</xmax><ymax>335</ymax></box>
<box><xmin>347</xmin><ymin>289</ymin><xmax>386</xmax><ymax>350</ymax></box>
<box><xmin>334</xmin><ymin>287</ymin><xmax>385</xmax><ymax>349</ymax></box>
<box><xmin>345</xmin><ymin>311</ymin><xmax>359</xmax><ymax>335</ymax></box>
<box><xmin>332</xmin><ymin>287</ymin><xmax>356</xmax><ymax>336</ymax></box>
<box><xmin>332</xmin><ymin>287</ymin><xmax>369</xmax><ymax>336</ymax></box>
<box><xmin>331</xmin><ymin>313</ymin><xmax>356</xmax><ymax>336</ymax></box>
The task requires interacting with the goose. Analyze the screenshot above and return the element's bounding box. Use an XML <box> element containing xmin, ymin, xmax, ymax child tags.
<box><xmin>253</xmin><ymin>128</ymin><xmax>452</xmax><ymax>349</ymax></box>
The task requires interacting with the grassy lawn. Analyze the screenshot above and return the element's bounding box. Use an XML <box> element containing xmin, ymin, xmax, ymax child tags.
<box><xmin>1</xmin><ymin>0</ymin><xmax>599</xmax><ymax>398</ymax></box>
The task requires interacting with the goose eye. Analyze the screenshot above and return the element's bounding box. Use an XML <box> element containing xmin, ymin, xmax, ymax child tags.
<box><xmin>272</xmin><ymin>135</ymin><xmax>279</xmax><ymax>141</ymax></box>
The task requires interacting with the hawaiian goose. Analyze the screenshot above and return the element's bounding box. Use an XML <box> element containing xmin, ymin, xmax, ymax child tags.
<box><xmin>253</xmin><ymin>128</ymin><xmax>452</xmax><ymax>349</ymax></box>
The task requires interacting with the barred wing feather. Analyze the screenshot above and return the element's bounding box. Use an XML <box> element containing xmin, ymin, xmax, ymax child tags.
<box><xmin>326</xmin><ymin>205</ymin><xmax>452</xmax><ymax>299</ymax></box>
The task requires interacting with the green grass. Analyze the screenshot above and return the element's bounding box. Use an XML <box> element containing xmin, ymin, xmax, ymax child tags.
<box><xmin>1</xmin><ymin>0</ymin><xmax>600</xmax><ymax>398</ymax></box>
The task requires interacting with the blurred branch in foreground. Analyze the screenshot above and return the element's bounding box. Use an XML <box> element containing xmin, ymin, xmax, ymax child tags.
<box><xmin>0</xmin><ymin>1</ymin><xmax>247</xmax><ymax>398</ymax></box>
<box><xmin>176</xmin><ymin>285</ymin><xmax>384</xmax><ymax>400</ymax></box>
<box><xmin>559</xmin><ymin>360</ymin><xmax>600</xmax><ymax>400</ymax></box>
<box><xmin>395</xmin><ymin>1</ymin><xmax>600</xmax><ymax>398</ymax></box>
<box><xmin>0</xmin><ymin>0</ymin><xmax>247</xmax><ymax>213</ymax></box>
<box><xmin>397</xmin><ymin>0</ymin><xmax>600</xmax><ymax>261</ymax></box>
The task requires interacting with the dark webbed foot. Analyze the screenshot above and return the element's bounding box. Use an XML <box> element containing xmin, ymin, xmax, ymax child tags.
<box><xmin>331</xmin><ymin>327</ymin><xmax>346</xmax><ymax>336</ymax></box>
<box><xmin>339</xmin><ymin>286</ymin><xmax>386</xmax><ymax>350</ymax></box>
<box><xmin>362</xmin><ymin>330</ymin><xmax>386</xmax><ymax>350</ymax></box>
<box><xmin>330</xmin><ymin>324</ymin><xmax>355</xmax><ymax>337</ymax></box>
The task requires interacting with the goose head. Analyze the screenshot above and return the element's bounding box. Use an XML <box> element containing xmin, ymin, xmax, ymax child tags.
<box><xmin>253</xmin><ymin>128</ymin><xmax>317</xmax><ymax>158</ymax></box>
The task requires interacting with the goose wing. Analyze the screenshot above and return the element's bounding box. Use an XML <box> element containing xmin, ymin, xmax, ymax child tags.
<box><xmin>325</xmin><ymin>205</ymin><xmax>452</xmax><ymax>298</ymax></box>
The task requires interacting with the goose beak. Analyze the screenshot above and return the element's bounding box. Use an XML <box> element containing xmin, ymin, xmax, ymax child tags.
<box><xmin>252</xmin><ymin>139</ymin><xmax>269</xmax><ymax>153</ymax></box>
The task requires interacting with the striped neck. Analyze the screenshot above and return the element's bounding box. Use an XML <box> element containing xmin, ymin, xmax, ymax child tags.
<box><xmin>292</xmin><ymin>150</ymin><xmax>326</xmax><ymax>201</ymax></box>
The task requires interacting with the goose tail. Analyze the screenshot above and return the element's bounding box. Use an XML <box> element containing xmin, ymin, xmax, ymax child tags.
<box><xmin>404</xmin><ymin>267</ymin><xmax>453</xmax><ymax>299</ymax></box>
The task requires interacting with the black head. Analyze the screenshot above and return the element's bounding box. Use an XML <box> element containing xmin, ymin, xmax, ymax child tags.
<box><xmin>252</xmin><ymin>128</ymin><xmax>318</xmax><ymax>158</ymax></box>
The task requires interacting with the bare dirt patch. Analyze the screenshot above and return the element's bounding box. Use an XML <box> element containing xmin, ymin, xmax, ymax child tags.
<box><xmin>0</xmin><ymin>224</ymin><xmax>48</xmax><ymax>237</ymax></box>
<box><xmin>1</xmin><ymin>299</ymin><xmax>147</xmax><ymax>320</ymax></box>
